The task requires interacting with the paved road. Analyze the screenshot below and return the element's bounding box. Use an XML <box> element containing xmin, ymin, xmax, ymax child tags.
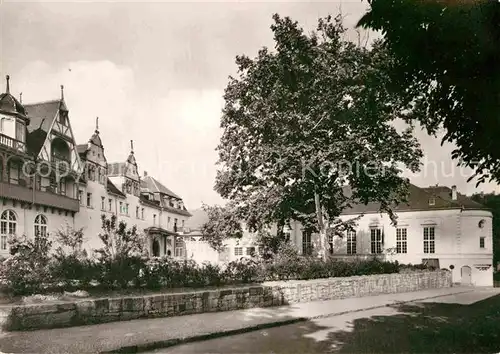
<box><xmin>148</xmin><ymin>288</ymin><xmax>500</xmax><ymax>354</ymax></box>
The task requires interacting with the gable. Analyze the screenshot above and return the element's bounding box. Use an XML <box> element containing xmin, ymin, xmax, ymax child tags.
<box><xmin>85</xmin><ymin>133</ymin><xmax>107</xmax><ymax>168</ymax></box>
<box><xmin>35</xmin><ymin>100</ymin><xmax>84</xmax><ymax>176</ymax></box>
<box><xmin>124</xmin><ymin>153</ymin><xmax>139</xmax><ymax>181</ymax></box>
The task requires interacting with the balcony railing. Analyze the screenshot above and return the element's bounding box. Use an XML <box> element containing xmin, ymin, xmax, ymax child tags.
<box><xmin>0</xmin><ymin>180</ymin><xmax>79</xmax><ymax>212</ymax></box>
<box><xmin>0</xmin><ymin>133</ymin><xmax>26</xmax><ymax>153</ymax></box>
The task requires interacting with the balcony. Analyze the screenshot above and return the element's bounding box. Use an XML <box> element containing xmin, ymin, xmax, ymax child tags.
<box><xmin>0</xmin><ymin>134</ymin><xmax>26</xmax><ymax>154</ymax></box>
<box><xmin>51</xmin><ymin>153</ymin><xmax>71</xmax><ymax>173</ymax></box>
<box><xmin>0</xmin><ymin>181</ymin><xmax>79</xmax><ymax>212</ymax></box>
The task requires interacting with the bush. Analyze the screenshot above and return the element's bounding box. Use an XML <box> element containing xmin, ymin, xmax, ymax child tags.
<box><xmin>0</xmin><ymin>217</ymin><xmax>440</xmax><ymax>296</ymax></box>
<box><xmin>94</xmin><ymin>215</ymin><xmax>148</xmax><ymax>289</ymax></box>
<box><xmin>51</xmin><ymin>225</ymin><xmax>96</xmax><ymax>288</ymax></box>
<box><xmin>225</xmin><ymin>258</ymin><xmax>260</xmax><ymax>283</ymax></box>
<box><xmin>3</xmin><ymin>233</ymin><xmax>53</xmax><ymax>295</ymax></box>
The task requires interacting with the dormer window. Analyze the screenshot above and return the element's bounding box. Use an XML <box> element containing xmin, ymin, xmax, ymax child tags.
<box><xmin>429</xmin><ymin>197</ymin><xmax>436</xmax><ymax>206</ymax></box>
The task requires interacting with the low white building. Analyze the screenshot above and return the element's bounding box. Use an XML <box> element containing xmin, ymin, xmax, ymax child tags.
<box><xmin>183</xmin><ymin>184</ymin><xmax>493</xmax><ymax>287</ymax></box>
<box><xmin>331</xmin><ymin>184</ymin><xmax>493</xmax><ymax>287</ymax></box>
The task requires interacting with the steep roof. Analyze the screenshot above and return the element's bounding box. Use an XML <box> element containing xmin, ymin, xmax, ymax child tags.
<box><xmin>76</xmin><ymin>143</ymin><xmax>88</xmax><ymax>158</ymax></box>
<box><xmin>141</xmin><ymin>175</ymin><xmax>181</xmax><ymax>199</ymax></box>
<box><xmin>106</xmin><ymin>178</ymin><xmax>126</xmax><ymax>198</ymax></box>
<box><xmin>24</xmin><ymin>100</ymin><xmax>60</xmax><ymax>133</ymax></box>
<box><xmin>23</xmin><ymin>100</ymin><xmax>62</xmax><ymax>157</ymax></box>
<box><xmin>423</xmin><ymin>185</ymin><xmax>487</xmax><ymax>210</ymax></box>
<box><xmin>0</xmin><ymin>92</ymin><xmax>27</xmax><ymax>118</ymax></box>
<box><xmin>341</xmin><ymin>183</ymin><xmax>488</xmax><ymax>215</ymax></box>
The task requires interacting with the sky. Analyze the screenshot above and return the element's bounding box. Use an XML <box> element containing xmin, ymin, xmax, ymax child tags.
<box><xmin>0</xmin><ymin>0</ymin><xmax>497</xmax><ymax>210</ymax></box>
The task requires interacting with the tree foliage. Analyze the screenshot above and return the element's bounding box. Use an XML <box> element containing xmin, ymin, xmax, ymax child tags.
<box><xmin>200</xmin><ymin>203</ymin><xmax>243</xmax><ymax>251</ymax></box>
<box><xmin>95</xmin><ymin>214</ymin><xmax>148</xmax><ymax>260</ymax></box>
<box><xmin>358</xmin><ymin>0</ymin><xmax>500</xmax><ymax>185</ymax></box>
<box><xmin>215</xmin><ymin>14</ymin><xmax>423</xmax><ymax>255</ymax></box>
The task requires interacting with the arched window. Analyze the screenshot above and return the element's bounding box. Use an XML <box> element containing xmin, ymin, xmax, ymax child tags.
<box><xmin>34</xmin><ymin>214</ymin><xmax>47</xmax><ymax>237</ymax></box>
<box><xmin>0</xmin><ymin>210</ymin><xmax>17</xmax><ymax>250</ymax></box>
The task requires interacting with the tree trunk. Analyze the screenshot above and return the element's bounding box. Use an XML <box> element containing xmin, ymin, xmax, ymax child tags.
<box><xmin>314</xmin><ymin>192</ymin><xmax>327</xmax><ymax>260</ymax></box>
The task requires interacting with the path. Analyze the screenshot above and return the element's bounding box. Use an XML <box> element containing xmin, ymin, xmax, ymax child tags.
<box><xmin>148</xmin><ymin>287</ymin><xmax>500</xmax><ymax>354</ymax></box>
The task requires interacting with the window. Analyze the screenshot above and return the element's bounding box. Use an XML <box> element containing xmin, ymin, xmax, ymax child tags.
<box><xmin>175</xmin><ymin>238</ymin><xmax>184</xmax><ymax>257</ymax></box>
<box><xmin>153</xmin><ymin>214</ymin><xmax>157</xmax><ymax>225</ymax></box>
<box><xmin>119</xmin><ymin>201</ymin><xmax>123</xmax><ymax>214</ymax></box>
<box><xmin>246</xmin><ymin>247</ymin><xmax>256</xmax><ymax>256</ymax></box>
<box><xmin>480</xmin><ymin>236</ymin><xmax>486</xmax><ymax>249</ymax></box>
<box><xmin>87</xmin><ymin>165</ymin><xmax>94</xmax><ymax>181</ymax></box>
<box><xmin>101</xmin><ymin>197</ymin><xmax>105</xmax><ymax>210</ymax></box>
<box><xmin>79</xmin><ymin>190</ymin><xmax>84</xmax><ymax>205</ymax></box>
<box><xmin>302</xmin><ymin>231</ymin><xmax>312</xmax><ymax>255</ymax></box>
<box><xmin>108</xmin><ymin>198</ymin><xmax>112</xmax><ymax>211</ymax></box>
<box><xmin>423</xmin><ymin>226</ymin><xmax>435</xmax><ymax>254</ymax></box>
<box><xmin>7</xmin><ymin>161</ymin><xmax>21</xmax><ymax>184</ymax></box>
<box><xmin>16</xmin><ymin>121</ymin><xmax>25</xmax><ymax>142</ymax></box>
<box><xmin>0</xmin><ymin>118</ymin><xmax>5</xmax><ymax>132</ymax></box>
<box><xmin>86</xmin><ymin>192</ymin><xmax>92</xmax><ymax>208</ymax></box>
<box><xmin>234</xmin><ymin>247</ymin><xmax>243</xmax><ymax>256</ymax></box>
<box><xmin>370</xmin><ymin>228</ymin><xmax>383</xmax><ymax>254</ymax></box>
<box><xmin>136</xmin><ymin>206</ymin><xmax>139</xmax><ymax>218</ymax></box>
<box><xmin>258</xmin><ymin>246</ymin><xmax>264</xmax><ymax>255</ymax></box>
<box><xmin>0</xmin><ymin>210</ymin><xmax>16</xmax><ymax>250</ymax></box>
<box><xmin>59</xmin><ymin>178</ymin><xmax>66</xmax><ymax>196</ymax></box>
<box><xmin>428</xmin><ymin>197</ymin><xmax>435</xmax><ymax>206</ymax></box>
<box><xmin>347</xmin><ymin>230</ymin><xmax>357</xmax><ymax>255</ymax></box>
<box><xmin>35</xmin><ymin>175</ymin><xmax>41</xmax><ymax>190</ymax></box>
<box><xmin>125</xmin><ymin>203</ymin><xmax>129</xmax><ymax>215</ymax></box>
<box><xmin>141</xmin><ymin>208</ymin><xmax>144</xmax><ymax>219</ymax></box>
<box><xmin>34</xmin><ymin>214</ymin><xmax>47</xmax><ymax>237</ymax></box>
<box><xmin>396</xmin><ymin>228</ymin><xmax>408</xmax><ymax>254</ymax></box>
<box><xmin>167</xmin><ymin>217</ymin><xmax>171</xmax><ymax>228</ymax></box>
<box><xmin>182</xmin><ymin>220</ymin><xmax>185</xmax><ymax>228</ymax></box>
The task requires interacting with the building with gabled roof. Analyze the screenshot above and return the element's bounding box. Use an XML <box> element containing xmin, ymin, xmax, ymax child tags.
<box><xmin>0</xmin><ymin>76</ymin><xmax>191</xmax><ymax>258</ymax></box>
<box><xmin>181</xmin><ymin>184</ymin><xmax>493</xmax><ymax>287</ymax></box>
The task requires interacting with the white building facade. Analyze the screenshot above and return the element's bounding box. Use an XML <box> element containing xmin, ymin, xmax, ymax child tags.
<box><xmin>0</xmin><ymin>78</ymin><xmax>191</xmax><ymax>258</ymax></box>
<box><xmin>184</xmin><ymin>184</ymin><xmax>494</xmax><ymax>287</ymax></box>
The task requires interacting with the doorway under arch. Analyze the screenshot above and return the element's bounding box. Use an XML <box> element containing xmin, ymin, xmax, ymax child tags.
<box><xmin>461</xmin><ymin>265</ymin><xmax>472</xmax><ymax>285</ymax></box>
<box><xmin>152</xmin><ymin>239</ymin><xmax>160</xmax><ymax>257</ymax></box>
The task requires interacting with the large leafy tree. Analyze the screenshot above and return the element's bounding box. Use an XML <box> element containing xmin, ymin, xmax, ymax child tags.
<box><xmin>214</xmin><ymin>14</ymin><xmax>423</xmax><ymax>258</ymax></box>
<box><xmin>358</xmin><ymin>0</ymin><xmax>500</xmax><ymax>185</ymax></box>
<box><xmin>200</xmin><ymin>203</ymin><xmax>243</xmax><ymax>251</ymax></box>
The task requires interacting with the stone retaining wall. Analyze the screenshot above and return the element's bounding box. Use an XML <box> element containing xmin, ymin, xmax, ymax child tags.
<box><xmin>0</xmin><ymin>270</ymin><xmax>451</xmax><ymax>331</ymax></box>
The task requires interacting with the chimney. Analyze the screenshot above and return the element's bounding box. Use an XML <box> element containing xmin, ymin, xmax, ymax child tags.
<box><xmin>451</xmin><ymin>185</ymin><xmax>457</xmax><ymax>200</ymax></box>
<box><xmin>144</xmin><ymin>171</ymin><xmax>148</xmax><ymax>177</ymax></box>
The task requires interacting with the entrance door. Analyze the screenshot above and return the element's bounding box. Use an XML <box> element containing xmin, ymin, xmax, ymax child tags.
<box><xmin>152</xmin><ymin>239</ymin><xmax>160</xmax><ymax>257</ymax></box>
<box><xmin>461</xmin><ymin>265</ymin><xmax>472</xmax><ymax>285</ymax></box>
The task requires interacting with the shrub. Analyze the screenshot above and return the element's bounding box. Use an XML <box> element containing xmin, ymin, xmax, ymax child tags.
<box><xmin>3</xmin><ymin>233</ymin><xmax>53</xmax><ymax>295</ymax></box>
<box><xmin>94</xmin><ymin>214</ymin><xmax>148</xmax><ymax>289</ymax></box>
<box><xmin>51</xmin><ymin>225</ymin><xmax>96</xmax><ymax>287</ymax></box>
<box><xmin>225</xmin><ymin>258</ymin><xmax>260</xmax><ymax>283</ymax></box>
